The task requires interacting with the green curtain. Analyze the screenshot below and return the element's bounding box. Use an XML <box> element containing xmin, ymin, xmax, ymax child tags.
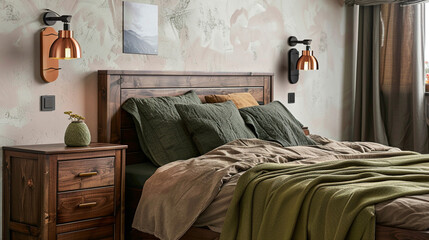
<box><xmin>353</xmin><ymin>3</ymin><xmax>429</xmax><ymax>153</ymax></box>
<box><xmin>353</xmin><ymin>5</ymin><xmax>389</xmax><ymax>145</ymax></box>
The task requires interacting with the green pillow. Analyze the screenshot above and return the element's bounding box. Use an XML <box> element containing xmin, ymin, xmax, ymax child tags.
<box><xmin>175</xmin><ymin>101</ymin><xmax>256</xmax><ymax>154</ymax></box>
<box><xmin>122</xmin><ymin>91</ymin><xmax>201</xmax><ymax>166</ymax></box>
<box><xmin>239</xmin><ymin>101</ymin><xmax>316</xmax><ymax>147</ymax></box>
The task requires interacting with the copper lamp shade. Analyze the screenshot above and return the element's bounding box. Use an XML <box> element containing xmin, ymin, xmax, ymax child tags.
<box><xmin>296</xmin><ymin>50</ymin><xmax>319</xmax><ymax>71</ymax></box>
<box><xmin>287</xmin><ymin>36</ymin><xmax>319</xmax><ymax>84</ymax></box>
<box><xmin>49</xmin><ymin>30</ymin><xmax>81</xmax><ymax>59</ymax></box>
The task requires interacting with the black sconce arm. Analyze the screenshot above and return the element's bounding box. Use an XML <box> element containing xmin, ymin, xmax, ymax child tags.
<box><xmin>288</xmin><ymin>36</ymin><xmax>312</xmax><ymax>47</ymax></box>
<box><xmin>43</xmin><ymin>11</ymin><xmax>72</xmax><ymax>30</ymax></box>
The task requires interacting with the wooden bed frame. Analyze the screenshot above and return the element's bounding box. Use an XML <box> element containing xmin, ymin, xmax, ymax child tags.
<box><xmin>97</xmin><ymin>70</ymin><xmax>429</xmax><ymax>240</ymax></box>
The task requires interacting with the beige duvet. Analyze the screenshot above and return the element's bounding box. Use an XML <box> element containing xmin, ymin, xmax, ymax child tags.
<box><xmin>133</xmin><ymin>136</ymin><xmax>429</xmax><ymax>240</ymax></box>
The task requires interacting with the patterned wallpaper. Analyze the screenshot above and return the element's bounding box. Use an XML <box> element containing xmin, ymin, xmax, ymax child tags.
<box><xmin>0</xmin><ymin>0</ymin><xmax>353</xmax><ymax>230</ymax></box>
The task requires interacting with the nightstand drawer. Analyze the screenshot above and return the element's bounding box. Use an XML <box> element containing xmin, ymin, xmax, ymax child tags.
<box><xmin>57</xmin><ymin>187</ymin><xmax>114</xmax><ymax>223</ymax></box>
<box><xmin>58</xmin><ymin>157</ymin><xmax>115</xmax><ymax>192</ymax></box>
<box><xmin>57</xmin><ymin>224</ymin><xmax>114</xmax><ymax>240</ymax></box>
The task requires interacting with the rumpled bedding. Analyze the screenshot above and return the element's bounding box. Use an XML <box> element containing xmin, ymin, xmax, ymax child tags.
<box><xmin>219</xmin><ymin>151</ymin><xmax>429</xmax><ymax>240</ymax></box>
<box><xmin>132</xmin><ymin>136</ymin><xmax>429</xmax><ymax>240</ymax></box>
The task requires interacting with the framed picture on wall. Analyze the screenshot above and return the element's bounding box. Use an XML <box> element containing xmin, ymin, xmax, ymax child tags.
<box><xmin>123</xmin><ymin>1</ymin><xmax>158</xmax><ymax>55</ymax></box>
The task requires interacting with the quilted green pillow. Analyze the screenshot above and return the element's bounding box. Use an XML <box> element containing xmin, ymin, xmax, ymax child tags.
<box><xmin>122</xmin><ymin>91</ymin><xmax>201</xmax><ymax>166</ymax></box>
<box><xmin>239</xmin><ymin>101</ymin><xmax>316</xmax><ymax>147</ymax></box>
<box><xmin>175</xmin><ymin>101</ymin><xmax>256</xmax><ymax>154</ymax></box>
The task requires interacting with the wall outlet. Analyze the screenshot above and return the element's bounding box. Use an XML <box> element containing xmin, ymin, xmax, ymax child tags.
<box><xmin>288</xmin><ymin>92</ymin><xmax>295</xmax><ymax>104</ymax></box>
<box><xmin>41</xmin><ymin>95</ymin><xmax>55</xmax><ymax>111</ymax></box>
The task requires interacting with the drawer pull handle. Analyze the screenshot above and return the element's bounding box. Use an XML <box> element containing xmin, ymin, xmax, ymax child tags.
<box><xmin>78</xmin><ymin>172</ymin><xmax>98</xmax><ymax>177</ymax></box>
<box><xmin>78</xmin><ymin>202</ymin><xmax>97</xmax><ymax>208</ymax></box>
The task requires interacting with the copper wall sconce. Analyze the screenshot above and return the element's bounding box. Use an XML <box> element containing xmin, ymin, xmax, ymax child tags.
<box><xmin>40</xmin><ymin>10</ymin><xmax>81</xmax><ymax>83</ymax></box>
<box><xmin>288</xmin><ymin>36</ymin><xmax>319</xmax><ymax>84</ymax></box>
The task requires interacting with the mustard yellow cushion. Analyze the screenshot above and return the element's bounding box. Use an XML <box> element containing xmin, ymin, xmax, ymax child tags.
<box><xmin>205</xmin><ymin>92</ymin><xmax>259</xmax><ymax>109</ymax></box>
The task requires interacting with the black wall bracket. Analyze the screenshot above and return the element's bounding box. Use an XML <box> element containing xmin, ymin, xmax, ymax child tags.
<box><xmin>287</xmin><ymin>36</ymin><xmax>313</xmax><ymax>84</ymax></box>
<box><xmin>43</xmin><ymin>10</ymin><xmax>72</xmax><ymax>30</ymax></box>
<box><xmin>288</xmin><ymin>36</ymin><xmax>312</xmax><ymax>47</ymax></box>
<box><xmin>288</xmin><ymin>48</ymin><xmax>299</xmax><ymax>84</ymax></box>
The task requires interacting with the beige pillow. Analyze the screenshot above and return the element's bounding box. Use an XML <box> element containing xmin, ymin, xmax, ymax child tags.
<box><xmin>205</xmin><ymin>92</ymin><xmax>259</xmax><ymax>109</ymax></box>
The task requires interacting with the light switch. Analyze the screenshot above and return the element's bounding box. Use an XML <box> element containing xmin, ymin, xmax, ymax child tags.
<box><xmin>41</xmin><ymin>95</ymin><xmax>55</xmax><ymax>111</ymax></box>
<box><xmin>288</xmin><ymin>92</ymin><xmax>295</xmax><ymax>104</ymax></box>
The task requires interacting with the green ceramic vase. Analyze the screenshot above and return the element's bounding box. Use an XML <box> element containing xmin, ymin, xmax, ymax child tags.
<box><xmin>64</xmin><ymin>121</ymin><xmax>91</xmax><ymax>147</ymax></box>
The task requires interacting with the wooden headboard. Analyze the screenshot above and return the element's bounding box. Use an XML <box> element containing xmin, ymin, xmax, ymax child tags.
<box><xmin>97</xmin><ymin>70</ymin><xmax>274</xmax><ymax>165</ymax></box>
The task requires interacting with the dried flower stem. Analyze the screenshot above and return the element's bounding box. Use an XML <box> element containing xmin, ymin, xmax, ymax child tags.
<box><xmin>64</xmin><ymin>111</ymin><xmax>85</xmax><ymax>122</ymax></box>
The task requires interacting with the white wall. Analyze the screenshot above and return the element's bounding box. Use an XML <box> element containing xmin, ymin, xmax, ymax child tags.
<box><xmin>0</xmin><ymin>0</ymin><xmax>354</xmax><ymax>234</ymax></box>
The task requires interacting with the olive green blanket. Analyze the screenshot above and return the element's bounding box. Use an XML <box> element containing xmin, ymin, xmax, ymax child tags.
<box><xmin>221</xmin><ymin>154</ymin><xmax>429</xmax><ymax>240</ymax></box>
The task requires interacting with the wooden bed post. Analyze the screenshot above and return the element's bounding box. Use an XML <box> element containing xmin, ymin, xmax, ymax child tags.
<box><xmin>98</xmin><ymin>71</ymin><xmax>122</xmax><ymax>144</ymax></box>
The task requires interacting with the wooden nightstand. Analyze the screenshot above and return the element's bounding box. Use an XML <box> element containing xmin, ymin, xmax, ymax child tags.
<box><xmin>2</xmin><ymin>143</ymin><xmax>127</xmax><ymax>240</ymax></box>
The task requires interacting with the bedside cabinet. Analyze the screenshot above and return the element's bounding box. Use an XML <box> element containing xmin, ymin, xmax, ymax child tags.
<box><xmin>2</xmin><ymin>143</ymin><xmax>127</xmax><ymax>240</ymax></box>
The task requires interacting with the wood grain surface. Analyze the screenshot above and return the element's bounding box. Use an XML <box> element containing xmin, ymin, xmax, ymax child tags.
<box><xmin>58</xmin><ymin>157</ymin><xmax>115</xmax><ymax>191</ymax></box>
<box><xmin>376</xmin><ymin>225</ymin><xmax>429</xmax><ymax>240</ymax></box>
<box><xmin>10</xmin><ymin>156</ymin><xmax>40</xmax><ymax>226</ymax></box>
<box><xmin>57</xmin><ymin>224</ymin><xmax>114</xmax><ymax>240</ymax></box>
<box><xmin>120</xmin><ymin>87</ymin><xmax>264</xmax><ymax>104</ymax></box>
<box><xmin>57</xmin><ymin>187</ymin><xmax>114</xmax><ymax>223</ymax></box>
